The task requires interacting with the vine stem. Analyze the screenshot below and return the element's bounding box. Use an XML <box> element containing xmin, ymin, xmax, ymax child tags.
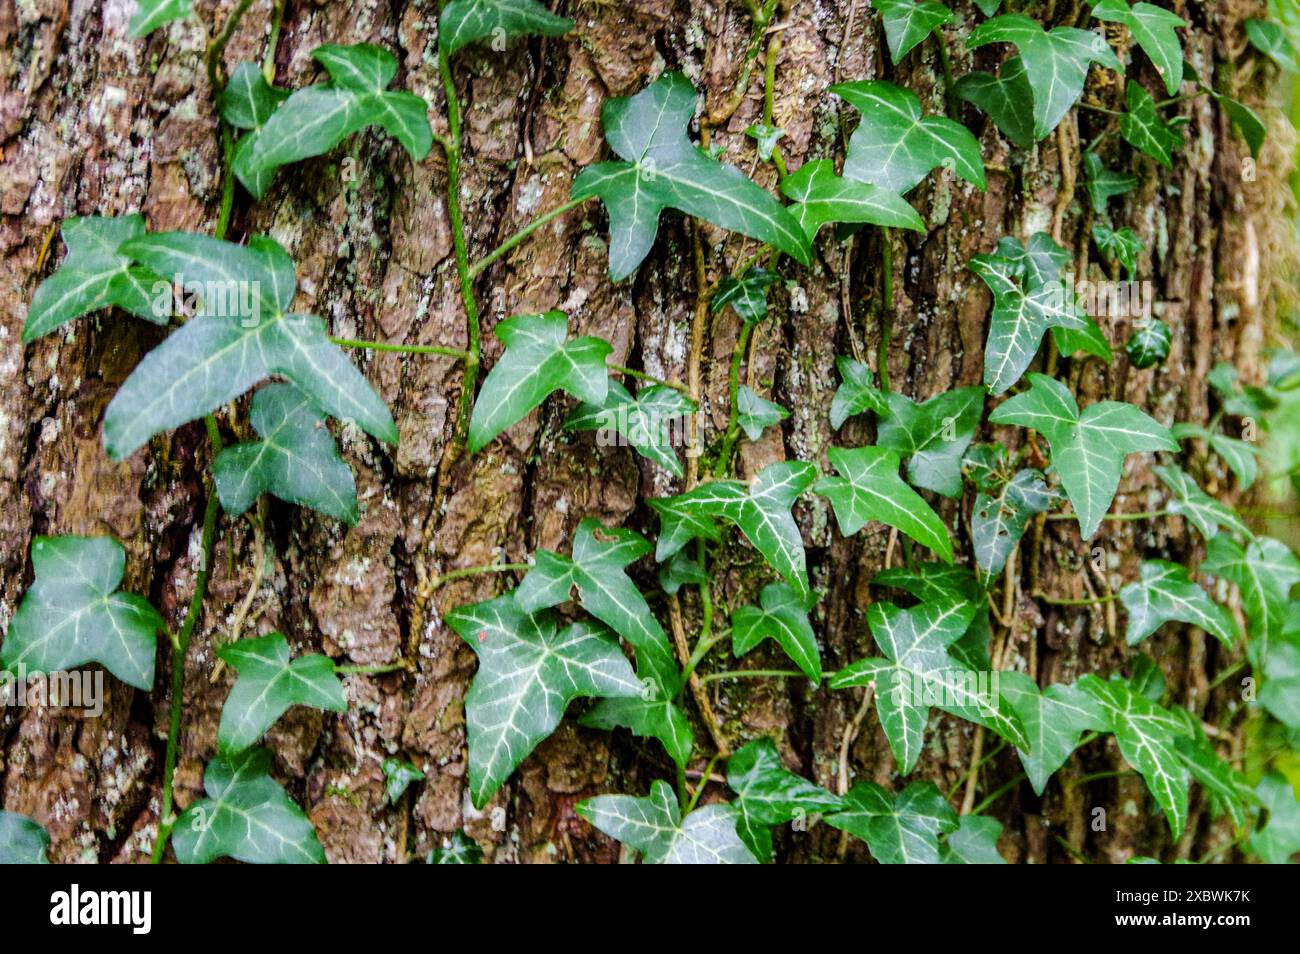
<box><xmin>879</xmin><ymin>227</ymin><xmax>893</xmax><ymax>391</ymax></box>
<box><xmin>714</xmin><ymin>320</ymin><xmax>755</xmax><ymax>477</ymax></box>
<box><xmin>1047</xmin><ymin>509</ymin><xmax>1169</xmax><ymax>522</ymax></box>
<box><xmin>428</xmin><ymin>562</ymin><xmax>529</xmax><ymax>590</ymax></box>
<box><xmin>335</xmin><ymin>661</ymin><xmax>411</xmax><ymax>675</ymax></box>
<box><xmin>698</xmin><ymin>668</ymin><xmax>802</xmax><ymax>684</ymax></box>
<box><xmin>1033</xmin><ymin>590</ymin><xmax>1120</xmax><ymax>607</ymax></box>
<box><xmin>205</xmin><ymin>0</ymin><xmax>256</xmax><ymax>91</ymax></box>
<box><xmin>330</xmin><ymin>336</ymin><xmax>471</xmax><ymax>360</ymax></box>
<box><xmin>684</xmin><ymin>751</ymin><xmax>725</xmax><ymax>813</ymax></box>
<box><xmin>608</xmin><ymin>364</ymin><xmax>691</xmax><ymax>394</ymax></box>
<box><xmin>932</xmin><ymin>29</ymin><xmax>956</xmax><ymax>118</ymax></box>
<box><xmin>468</xmin><ymin>196</ymin><xmax>589</xmax><ymax>279</ymax></box>
<box><xmin>263</xmin><ymin>0</ymin><xmax>285</xmax><ymax>82</ymax></box>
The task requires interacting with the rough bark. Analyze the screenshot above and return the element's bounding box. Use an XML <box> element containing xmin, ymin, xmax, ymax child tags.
<box><xmin>0</xmin><ymin>0</ymin><xmax>1291</xmax><ymax>863</ymax></box>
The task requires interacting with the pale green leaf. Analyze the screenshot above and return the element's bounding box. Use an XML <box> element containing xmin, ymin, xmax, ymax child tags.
<box><xmin>1093</xmin><ymin>223</ymin><xmax>1143</xmax><ymax>275</ymax></box>
<box><xmin>1091</xmin><ymin>0</ymin><xmax>1186</xmax><ymax>95</ymax></box>
<box><xmin>1249</xmin><ymin>773</ymin><xmax>1300</xmax><ymax>863</ymax></box>
<box><xmin>1155</xmin><ymin>464</ymin><xmax>1250</xmax><ymax>540</ymax></box>
<box><xmin>781</xmin><ymin>159</ymin><xmax>924</xmax><ymax>239</ymax></box>
<box><xmin>727</xmin><ymin>738</ymin><xmax>842</xmax><ymax>860</ymax></box>
<box><xmin>732</xmin><ymin>582</ymin><xmax>821</xmax><ymax>682</ymax></box>
<box><xmin>1000</xmin><ymin>672</ymin><xmax>1108</xmax><ymax>794</ymax></box>
<box><xmin>220</xmin><ymin>63</ymin><xmax>289</xmax><ymax>130</ymax></box>
<box><xmin>382</xmin><ymin>758</ymin><xmax>425</xmax><ymax>803</ymax></box>
<box><xmin>1246</xmin><ymin>19</ymin><xmax>1300</xmax><ymax>73</ymax></box>
<box><xmin>1203</xmin><ymin>533</ymin><xmax>1300</xmax><ymax>659</ymax></box>
<box><xmin>578</xmin><ymin>780</ymin><xmax>757</xmax><ymax>864</ymax></box>
<box><xmin>439</xmin><ymin>0</ymin><xmax>574</xmax><ymax>55</ymax></box>
<box><xmin>824</xmin><ymin>781</ymin><xmax>957</xmax><ymax>864</ymax></box>
<box><xmin>830</xmin><ymin>356</ymin><xmax>888</xmax><ymax>429</ymax></box>
<box><xmin>428</xmin><ymin>830</ymin><xmax>483</xmax><ymax>863</ymax></box>
<box><xmin>941</xmin><ymin>815</ymin><xmax>1006</xmax><ymax>863</ymax></box>
<box><xmin>0</xmin><ymin>813</ymin><xmax>50</xmax><ymax>864</ymax></box>
<box><xmin>580</xmin><ymin>695</ymin><xmax>694</xmax><ymax>770</ymax></box>
<box><xmin>567</xmin><ymin>380</ymin><xmax>695</xmax><ymax>477</ymax></box>
<box><xmin>1082</xmin><ymin>152</ymin><xmax>1137</xmax><ymax>213</ymax></box>
<box><xmin>877</xmin><ymin>385</ymin><xmax>984</xmax><ymax>498</ymax></box>
<box><xmin>129</xmin><ymin>0</ymin><xmax>192</xmax><ymax>37</ymax></box>
<box><xmin>736</xmin><ymin>386</ymin><xmax>789</xmax><ymax>441</ymax></box>
<box><xmin>1120</xmin><ymin>560</ymin><xmax>1237</xmax><ymax>649</ymax></box>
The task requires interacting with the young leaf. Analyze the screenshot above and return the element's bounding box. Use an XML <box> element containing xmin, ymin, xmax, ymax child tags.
<box><xmin>216</xmin><ymin>632</ymin><xmax>347</xmax><ymax>754</ymax></box>
<box><xmin>972</xmin><ymin>468</ymin><xmax>1057</xmax><ymax>577</ymax></box>
<box><xmin>727</xmin><ymin>738</ymin><xmax>843</xmax><ymax>860</ymax></box>
<box><xmin>1203</xmin><ymin>533</ymin><xmax>1300</xmax><ymax>656</ymax></box>
<box><xmin>814</xmin><ymin>446</ymin><xmax>954</xmax><ymax>563</ymax></box>
<box><xmin>1120</xmin><ymin>81</ymin><xmax>1183</xmax><ymax>166</ymax></box>
<box><xmin>657</xmin><ymin>550</ymin><xmax>710</xmax><ymax>595</ymax></box>
<box><xmin>1246</xmin><ymin>18</ymin><xmax>1300</xmax><ymax>73</ymax></box>
<box><xmin>446</xmin><ymin>592</ymin><xmax>642</xmax><ymax>807</ymax></box>
<box><xmin>1000</xmin><ymin>673</ymin><xmax>1108</xmax><ymax>794</ymax></box>
<box><xmin>1248</xmin><ymin>773</ymin><xmax>1300</xmax><ymax>864</ymax></box>
<box><xmin>24</xmin><ymin>214</ymin><xmax>167</xmax><ymax>343</ymax></box>
<box><xmin>516</xmin><ymin>518</ymin><xmax>678</xmax><ymax>692</ymax></box>
<box><xmin>1125</xmin><ymin>317</ymin><xmax>1172</xmax><ymax>369</ymax></box>
<box><xmin>470</xmin><ymin>310</ymin><xmax>613</xmax><ymax>452</ymax></box>
<box><xmin>780</xmin><ymin>159</ymin><xmax>924</xmax><ymax>239</ymax></box>
<box><xmin>736</xmin><ymin>386</ymin><xmax>789</xmax><ymax>441</ymax></box>
<box><xmin>439</xmin><ymin>0</ymin><xmax>574</xmax><ymax>56</ymax></box>
<box><xmin>567</xmin><ymin>381</ymin><xmax>695</xmax><ymax>477</ymax></box>
<box><xmin>578</xmin><ymin>780</ymin><xmax>757</xmax><ymax>864</ymax></box>
<box><xmin>954</xmin><ymin>56</ymin><xmax>1038</xmax><ymax>150</ymax></box>
<box><xmin>1217</xmin><ymin>93</ymin><xmax>1267</xmax><ymax>159</ymax></box>
<box><xmin>988</xmin><ymin>373</ymin><xmax>1177</xmax><ymax>538</ymax></box>
<box><xmin>1119</xmin><ymin>560</ymin><xmax>1237</xmax><ymax>648</ymax></box>
<box><xmin>962</xmin><ymin>442</ymin><xmax>1011</xmax><ymax>493</ymax></box>
<box><xmin>172</xmin><ymin>748</ymin><xmax>326</xmax><ymax>864</ymax></box>
<box><xmin>129</xmin><ymin>0</ymin><xmax>192</xmax><ymax>37</ymax></box>
<box><xmin>104</xmin><ymin>232</ymin><xmax>397</xmax><ymax>459</ymax></box>
<box><xmin>732</xmin><ymin>583</ymin><xmax>822</xmax><ymax>683</ymax></box>
<box><xmin>872</xmin><ymin>562</ymin><xmax>991</xmax><ymax>669</ymax></box>
<box><xmin>579</xmin><ymin>694</ymin><xmax>694</xmax><ymax>770</ymax></box>
<box><xmin>824</xmin><ymin>781</ymin><xmax>958</xmax><ymax>864</ymax></box>
<box><xmin>427</xmin><ymin>830</ymin><xmax>484</xmax><ymax>864</ymax></box>
<box><xmin>220</xmin><ymin>63</ymin><xmax>289</xmax><ymax>130</ymax></box>
<box><xmin>974</xmin><ymin>0</ymin><xmax>1002</xmax><ymax>14</ymax></box>
<box><xmin>1093</xmin><ymin>223</ymin><xmax>1143</xmax><ymax>275</ymax></box>
<box><xmin>968</xmin><ymin>15</ymin><xmax>1122</xmax><ymax>139</ymax></box>
<box><xmin>0</xmin><ymin>812</ymin><xmax>50</xmax><ymax>864</ymax></box>
<box><xmin>1091</xmin><ymin>0</ymin><xmax>1186</xmax><ymax>95</ymax></box>
<box><xmin>573</xmin><ymin>73</ymin><xmax>810</xmax><ymax>281</ymax></box>
<box><xmin>745</xmin><ymin>123</ymin><xmax>785</xmax><ymax>161</ymax></box>
<box><xmin>830</xmin><ymin>356</ymin><xmax>888</xmax><ymax>428</ymax></box>
<box><xmin>213</xmin><ymin>384</ymin><xmax>358</xmax><ymax>524</ymax></box>
<box><xmin>1</xmin><ymin>535</ymin><xmax>163</xmax><ymax>690</ymax></box>
<box><xmin>833</xmin><ymin>80</ymin><xmax>986</xmax><ymax>194</ymax></box>
<box><xmin>382</xmin><ymin>758</ymin><xmax>426</xmax><ymax>803</ymax></box>
<box><xmin>1155</xmin><ymin>464</ymin><xmax>1250</xmax><ymax>539</ymax></box>
<box><xmin>1083</xmin><ymin>152</ymin><xmax>1137</xmax><ymax>213</ymax></box>
<box><xmin>876</xmin><ymin>386</ymin><xmax>984</xmax><ymax>498</ymax></box>
<box><xmin>713</xmin><ymin>266</ymin><xmax>780</xmax><ymax>323</ymax></box>
<box><xmin>871</xmin><ymin>0</ymin><xmax>953</xmax><ymax>62</ymax></box>
<box><xmin>941</xmin><ymin>815</ymin><xmax>1007</xmax><ymax>863</ymax></box>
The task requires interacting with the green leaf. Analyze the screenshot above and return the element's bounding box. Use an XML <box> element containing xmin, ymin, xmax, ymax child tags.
<box><xmin>1155</xmin><ymin>464</ymin><xmax>1250</xmax><ymax>540</ymax></box>
<box><xmin>1120</xmin><ymin>81</ymin><xmax>1183</xmax><ymax>166</ymax></box>
<box><xmin>567</xmin><ymin>380</ymin><xmax>695</xmax><ymax>477</ymax></box>
<box><xmin>1083</xmin><ymin>152</ymin><xmax>1137</xmax><ymax>213</ymax></box>
<box><xmin>968</xmin><ymin>233</ymin><xmax>1090</xmax><ymax>394</ymax></box>
<box><xmin>745</xmin><ymin>123</ymin><xmax>785</xmax><ymax>161</ymax></box>
<box><xmin>712</xmin><ymin>267</ymin><xmax>780</xmax><ymax>323</ymax></box>
<box><xmin>650</xmin><ymin>461</ymin><xmax>818</xmax><ymax>599</ymax></box>
<box><xmin>573</xmin><ymin>73</ymin><xmax>810</xmax><ymax>281</ymax></box>
<box><xmin>727</xmin><ymin>738</ymin><xmax>842</xmax><ymax>860</ymax></box>
<box><xmin>0</xmin><ymin>812</ymin><xmax>50</xmax><ymax>864</ymax></box>
<box><xmin>974</xmin><ymin>0</ymin><xmax>1002</xmax><ymax>14</ymax></box>
<box><xmin>1091</xmin><ymin>0</ymin><xmax>1186</xmax><ymax>95</ymax></box>
<box><xmin>105</xmin><ymin>232</ymin><xmax>397</xmax><ymax>459</ymax></box>
<box><xmin>216</xmin><ymin>632</ymin><xmax>347</xmax><ymax>755</ymax></box>
<box><xmin>427</xmin><ymin>830</ymin><xmax>484</xmax><ymax>864</ymax></box>
<box><xmin>877</xmin><ymin>386</ymin><xmax>984</xmax><ymax>498</ymax></box>
<box><xmin>972</xmin><ymin>468</ymin><xmax>1057</xmax><ymax>577</ymax></box>
<box><xmin>657</xmin><ymin>550</ymin><xmax>709</xmax><ymax>595</ymax></box>
<box><xmin>578</xmin><ymin>780</ymin><xmax>757</xmax><ymax>864</ymax></box>
<box><xmin>814</xmin><ymin>446</ymin><xmax>953</xmax><ymax>563</ymax></box>
<box><xmin>833</xmin><ymin>80</ymin><xmax>986</xmax><ymax>194</ymax></box>
<box><xmin>1174</xmin><ymin>728</ymin><xmax>1255</xmax><ymax>833</ymax></box>
<box><xmin>1248</xmin><ymin>773</ymin><xmax>1300</xmax><ymax>863</ymax></box>
<box><xmin>1</xmin><ymin>535</ymin><xmax>163</xmax><ymax>690</ymax></box>
<box><xmin>781</xmin><ymin>159</ymin><xmax>924</xmax><ymax>240</ymax></box>
<box><xmin>1000</xmin><ymin>673</ymin><xmax>1108</xmax><ymax>794</ymax></box>
<box><xmin>968</xmin><ymin>15</ymin><xmax>1122</xmax><ymax>139</ymax></box>
<box><xmin>962</xmin><ymin>442</ymin><xmax>1011</xmax><ymax>493</ymax></box>
<box><xmin>234</xmin><ymin>44</ymin><xmax>433</xmax><ymax>199</ymax></box>
<box><xmin>732</xmin><ymin>583</ymin><xmax>822</xmax><ymax>682</ymax></box>
<box><xmin>439</xmin><ymin>0</ymin><xmax>573</xmax><ymax>55</ymax></box>
<box><xmin>516</xmin><ymin>518</ymin><xmax>678</xmax><ymax>692</ymax></box>
<box><xmin>1260</xmin><ymin>611</ymin><xmax>1300</xmax><ymax>728</ymax></box>
<box><xmin>871</xmin><ymin>0</ymin><xmax>954</xmax><ymax>62</ymax></box>
<box><xmin>1246</xmin><ymin>18</ymin><xmax>1300</xmax><ymax>73</ymax></box>
<box><xmin>954</xmin><ymin>56</ymin><xmax>1038</xmax><ymax>150</ymax></box>
<box><xmin>830</xmin><ymin>356</ymin><xmax>889</xmax><ymax>429</ymax></box>
<box><xmin>941</xmin><ymin>815</ymin><xmax>1006</xmax><ymax>863</ymax></box>
<box><xmin>470</xmin><ymin>310</ymin><xmax>613</xmax><ymax>452</ymax></box>
<box><xmin>1125</xmin><ymin>317</ymin><xmax>1172</xmax><ymax>369</ymax></box>
<box><xmin>1203</xmin><ymin>533</ymin><xmax>1300</xmax><ymax>657</ymax></box>
<box><xmin>381</xmin><ymin>758</ymin><xmax>425</xmax><ymax>803</ymax></box>
<box><xmin>1119</xmin><ymin>560</ymin><xmax>1238</xmax><ymax>648</ymax></box>
<box><xmin>824</xmin><ymin>781</ymin><xmax>958</xmax><ymax>864</ymax></box>
<box><xmin>1218</xmin><ymin>94</ymin><xmax>1266</xmax><ymax>159</ymax></box>
<box><xmin>988</xmin><ymin>373</ymin><xmax>1177</xmax><ymax>538</ymax></box>
<box><xmin>24</xmin><ymin>215</ymin><xmax>167</xmax><ymax>343</ymax></box>
<box><xmin>1052</xmin><ymin>317</ymin><xmax>1114</xmax><ymax>362</ymax></box>
<box><xmin>172</xmin><ymin>748</ymin><xmax>326</xmax><ymax>864</ymax></box>
<box><xmin>1172</xmin><ymin>423</ymin><xmax>1259</xmax><ymax>490</ymax></box>
<box><xmin>579</xmin><ymin>695</ymin><xmax>694</xmax><ymax>770</ymax></box>
<box><xmin>213</xmin><ymin>384</ymin><xmax>358</xmax><ymax>524</ymax></box>
<box><xmin>1093</xmin><ymin>223</ymin><xmax>1143</xmax><ymax>275</ymax></box>
<box><xmin>872</xmin><ymin>562</ymin><xmax>991</xmax><ymax>669</ymax></box>
<box><xmin>220</xmin><ymin>63</ymin><xmax>289</xmax><ymax>130</ymax></box>
<box><xmin>129</xmin><ymin>0</ymin><xmax>192</xmax><ymax>37</ymax></box>
<box><xmin>736</xmin><ymin>386</ymin><xmax>789</xmax><ymax>441</ymax></box>
<box><xmin>446</xmin><ymin>592</ymin><xmax>642</xmax><ymax>807</ymax></box>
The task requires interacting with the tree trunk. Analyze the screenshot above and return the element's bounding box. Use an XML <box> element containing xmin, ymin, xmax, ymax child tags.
<box><xmin>0</xmin><ymin>0</ymin><xmax>1290</xmax><ymax>863</ymax></box>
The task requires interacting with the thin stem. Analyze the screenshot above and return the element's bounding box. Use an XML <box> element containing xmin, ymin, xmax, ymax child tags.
<box><xmin>335</xmin><ymin>661</ymin><xmax>411</xmax><ymax>675</ymax></box>
<box><xmin>330</xmin><ymin>336</ymin><xmax>471</xmax><ymax>360</ymax></box>
<box><xmin>878</xmin><ymin>227</ymin><xmax>893</xmax><ymax>392</ymax></box>
<box><xmin>205</xmin><ymin>0</ymin><xmax>257</xmax><ymax>91</ymax></box>
<box><xmin>215</xmin><ymin>127</ymin><xmax>237</xmax><ymax>239</ymax></box>
<box><xmin>1033</xmin><ymin>590</ymin><xmax>1120</xmax><ymax>607</ymax></box>
<box><xmin>1047</xmin><ymin>509</ymin><xmax>1169</xmax><ymax>522</ymax></box>
<box><xmin>428</xmin><ymin>562</ymin><xmax>529</xmax><ymax>590</ymax></box>
<box><xmin>608</xmin><ymin>364</ymin><xmax>691</xmax><ymax>394</ymax></box>
<box><xmin>1076</xmin><ymin>102</ymin><xmax>1124</xmax><ymax>117</ymax></box>
<box><xmin>468</xmin><ymin>196</ymin><xmax>590</xmax><ymax>279</ymax></box>
<box><xmin>933</xmin><ymin>29</ymin><xmax>956</xmax><ymax>119</ymax></box>
<box><xmin>947</xmin><ymin>739</ymin><xmax>1007</xmax><ymax>800</ymax></box>
<box><xmin>714</xmin><ymin>320</ymin><xmax>755</xmax><ymax>477</ymax></box>
<box><xmin>685</xmin><ymin>752</ymin><xmax>725</xmax><ymax>813</ymax></box>
<box><xmin>263</xmin><ymin>0</ymin><xmax>285</xmax><ymax>82</ymax></box>
<box><xmin>681</xmin><ymin>626</ymin><xmax>729</xmax><ymax>682</ymax></box>
<box><xmin>698</xmin><ymin>668</ymin><xmax>803</xmax><ymax>684</ymax></box>
<box><xmin>971</xmin><ymin>772</ymin><xmax>1025</xmax><ymax>815</ymax></box>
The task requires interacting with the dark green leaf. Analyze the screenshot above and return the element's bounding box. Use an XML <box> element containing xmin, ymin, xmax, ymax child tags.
<box><xmin>1119</xmin><ymin>560</ymin><xmax>1238</xmax><ymax>648</ymax></box>
<box><xmin>941</xmin><ymin>815</ymin><xmax>1006</xmax><ymax>863</ymax></box>
<box><xmin>954</xmin><ymin>56</ymin><xmax>1038</xmax><ymax>149</ymax></box>
<box><xmin>732</xmin><ymin>582</ymin><xmax>821</xmax><ymax>682</ymax></box>
<box><xmin>736</xmin><ymin>386</ymin><xmax>789</xmax><ymax>441</ymax></box>
<box><xmin>727</xmin><ymin>738</ymin><xmax>842</xmax><ymax>860</ymax></box>
<box><xmin>1120</xmin><ymin>81</ymin><xmax>1183</xmax><ymax>166</ymax></box>
<box><xmin>1125</xmin><ymin>318</ymin><xmax>1171</xmax><ymax>368</ymax></box>
<box><xmin>1082</xmin><ymin>152</ymin><xmax>1137</xmax><ymax>213</ymax></box>
<box><xmin>781</xmin><ymin>159</ymin><xmax>924</xmax><ymax>239</ymax></box>
<box><xmin>657</xmin><ymin>550</ymin><xmax>709</xmax><ymax>595</ymax></box>
<box><xmin>713</xmin><ymin>267</ymin><xmax>780</xmax><ymax>323</ymax></box>
<box><xmin>824</xmin><ymin>781</ymin><xmax>957</xmax><ymax>864</ymax></box>
<box><xmin>830</xmin><ymin>356</ymin><xmax>889</xmax><ymax>428</ymax></box>
<box><xmin>427</xmin><ymin>830</ymin><xmax>483</xmax><ymax>864</ymax></box>
<box><xmin>439</xmin><ymin>0</ymin><xmax>573</xmax><ymax>56</ymax></box>
<box><xmin>1155</xmin><ymin>464</ymin><xmax>1250</xmax><ymax>539</ymax></box>
<box><xmin>877</xmin><ymin>386</ymin><xmax>984</xmax><ymax>498</ymax></box>
<box><xmin>1001</xmin><ymin>672</ymin><xmax>1108</xmax><ymax>794</ymax></box>
<box><xmin>578</xmin><ymin>780</ymin><xmax>757</xmax><ymax>863</ymax></box>
<box><xmin>972</xmin><ymin>468</ymin><xmax>1057</xmax><ymax>577</ymax></box>
<box><xmin>382</xmin><ymin>758</ymin><xmax>426</xmax><ymax>803</ymax></box>
<box><xmin>1093</xmin><ymin>223</ymin><xmax>1143</xmax><ymax>274</ymax></box>
<box><xmin>580</xmin><ymin>695</ymin><xmax>694</xmax><ymax>770</ymax></box>
<box><xmin>1091</xmin><ymin>0</ymin><xmax>1186</xmax><ymax>95</ymax></box>
<box><xmin>871</xmin><ymin>0</ymin><xmax>954</xmax><ymax>63</ymax></box>
<box><xmin>567</xmin><ymin>381</ymin><xmax>695</xmax><ymax>477</ymax></box>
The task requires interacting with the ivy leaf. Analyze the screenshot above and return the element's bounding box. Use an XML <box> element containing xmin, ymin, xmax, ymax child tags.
<box><xmin>1119</xmin><ymin>560</ymin><xmax>1237</xmax><ymax>649</ymax></box>
<box><xmin>567</xmin><ymin>381</ymin><xmax>695</xmax><ymax>477</ymax></box>
<box><xmin>972</xmin><ymin>468</ymin><xmax>1057</xmax><ymax>577</ymax></box>
<box><xmin>470</xmin><ymin>310</ymin><xmax>613</xmax><ymax>452</ymax></box>
<box><xmin>1248</xmin><ymin>773</ymin><xmax>1300</xmax><ymax>864</ymax></box>
<box><xmin>427</xmin><ymin>830</ymin><xmax>483</xmax><ymax>864</ymax></box>
<box><xmin>1</xmin><ymin>535</ymin><xmax>163</xmax><ymax>690</ymax></box>
<box><xmin>871</xmin><ymin>0</ymin><xmax>954</xmax><ymax>63</ymax></box>
<box><xmin>1120</xmin><ymin>81</ymin><xmax>1183</xmax><ymax>166</ymax></box>
<box><xmin>1203</xmin><ymin>533</ymin><xmax>1300</xmax><ymax>657</ymax></box>
<box><xmin>988</xmin><ymin>373</ymin><xmax>1177</xmax><ymax>538</ymax></box>
<box><xmin>129</xmin><ymin>0</ymin><xmax>192</xmax><ymax>37</ymax></box>
<box><xmin>968</xmin><ymin>15</ymin><xmax>1122</xmax><ymax>139</ymax></box>
<box><xmin>216</xmin><ymin>632</ymin><xmax>347</xmax><ymax>755</ymax></box>
<box><xmin>830</xmin><ymin>356</ymin><xmax>889</xmax><ymax>429</ymax></box>
<box><xmin>745</xmin><ymin>123</ymin><xmax>785</xmax><ymax>161</ymax></box>
<box><xmin>573</xmin><ymin>73</ymin><xmax>810</xmax><ymax>281</ymax></box>
<box><xmin>824</xmin><ymin>781</ymin><xmax>958</xmax><ymax>864</ymax></box>
<box><xmin>814</xmin><ymin>446</ymin><xmax>954</xmax><ymax>563</ymax></box>
<box><xmin>578</xmin><ymin>781</ymin><xmax>757</xmax><ymax>864</ymax></box>
<box><xmin>1171</xmin><ymin>423</ymin><xmax>1259</xmax><ymax>491</ymax></box>
<box><xmin>234</xmin><ymin>44</ymin><xmax>433</xmax><ymax>199</ymax></box>
<box><xmin>1174</xmin><ymin>728</ymin><xmax>1255</xmax><ymax>833</ymax></box>
<box><xmin>105</xmin><ymin>232</ymin><xmax>397</xmax><ymax>459</ymax></box>
<box><xmin>516</xmin><ymin>518</ymin><xmax>677</xmax><ymax>693</ymax></box>
<box><xmin>1093</xmin><ymin>223</ymin><xmax>1143</xmax><ymax>274</ymax></box>
<box><xmin>0</xmin><ymin>812</ymin><xmax>50</xmax><ymax>864</ymax></box>
<box><xmin>954</xmin><ymin>56</ymin><xmax>1038</xmax><ymax>149</ymax></box>
<box><xmin>24</xmin><ymin>215</ymin><xmax>168</xmax><ymax>343</ymax></box>
<box><xmin>172</xmin><ymin>748</ymin><xmax>326</xmax><ymax>864</ymax></box>
<box><xmin>1216</xmin><ymin>93</ymin><xmax>1266</xmax><ymax>159</ymax></box>
<box><xmin>579</xmin><ymin>695</ymin><xmax>694</xmax><ymax>770</ymax></box>
<box><xmin>736</xmin><ymin>386</ymin><xmax>789</xmax><ymax>441</ymax></box>
<box><xmin>1155</xmin><ymin>464</ymin><xmax>1250</xmax><ymax>540</ymax></box>
<box><xmin>872</xmin><ymin>562</ymin><xmax>991</xmax><ymax>669</ymax></box>
<box><xmin>1052</xmin><ymin>317</ymin><xmax>1114</xmax><ymax>363</ymax></box>
<box><xmin>877</xmin><ymin>386</ymin><xmax>984</xmax><ymax>498</ymax></box>
<box><xmin>833</xmin><ymin>80</ymin><xmax>986</xmax><ymax>194</ymax></box>
<box><xmin>657</xmin><ymin>550</ymin><xmax>710</xmax><ymax>595</ymax></box>
<box><xmin>1259</xmin><ymin>609</ymin><xmax>1300</xmax><ymax>729</ymax></box>
<box><xmin>962</xmin><ymin>442</ymin><xmax>1011</xmax><ymax>493</ymax></box>
<box><xmin>439</xmin><ymin>0</ymin><xmax>573</xmax><ymax>56</ymax></box>
<box><xmin>727</xmin><ymin>738</ymin><xmax>843</xmax><ymax>860</ymax></box>
<box><xmin>1125</xmin><ymin>318</ymin><xmax>1172</xmax><ymax>369</ymax></box>
<box><xmin>941</xmin><ymin>815</ymin><xmax>1006</xmax><ymax>863</ymax></box>
<box><xmin>732</xmin><ymin>583</ymin><xmax>822</xmax><ymax>683</ymax></box>
<box><xmin>213</xmin><ymin>384</ymin><xmax>358</xmax><ymax>524</ymax></box>
<box><xmin>1083</xmin><ymin>152</ymin><xmax>1137</xmax><ymax>213</ymax></box>
<box><xmin>382</xmin><ymin>758</ymin><xmax>426</xmax><ymax>803</ymax></box>
<box><xmin>974</xmin><ymin>0</ymin><xmax>1002</xmax><ymax>14</ymax></box>
<box><xmin>1247</xmin><ymin>19</ymin><xmax>1300</xmax><ymax>72</ymax></box>
<box><xmin>446</xmin><ymin>592</ymin><xmax>643</xmax><ymax>808</ymax></box>
<box><xmin>1091</xmin><ymin>0</ymin><xmax>1186</xmax><ymax>95</ymax></box>
<box><xmin>1000</xmin><ymin>672</ymin><xmax>1108</xmax><ymax>794</ymax></box>
<box><xmin>220</xmin><ymin>63</ymin><xmax>289</xmax><ymax>130</ymax></box>
<box><xmin>713</xmin><ymin>267</ymin><xmax>780</xmax><ymax>323</ymax></box>
<box><xmin>781</xmin><ymin>159</ymin><xmax>924</xmax><ymax>240</ymax></box>
<box><xmin>650</xmin><ymin>461</ymin><xmax>817</xmax><ymax>599</ymax></box>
